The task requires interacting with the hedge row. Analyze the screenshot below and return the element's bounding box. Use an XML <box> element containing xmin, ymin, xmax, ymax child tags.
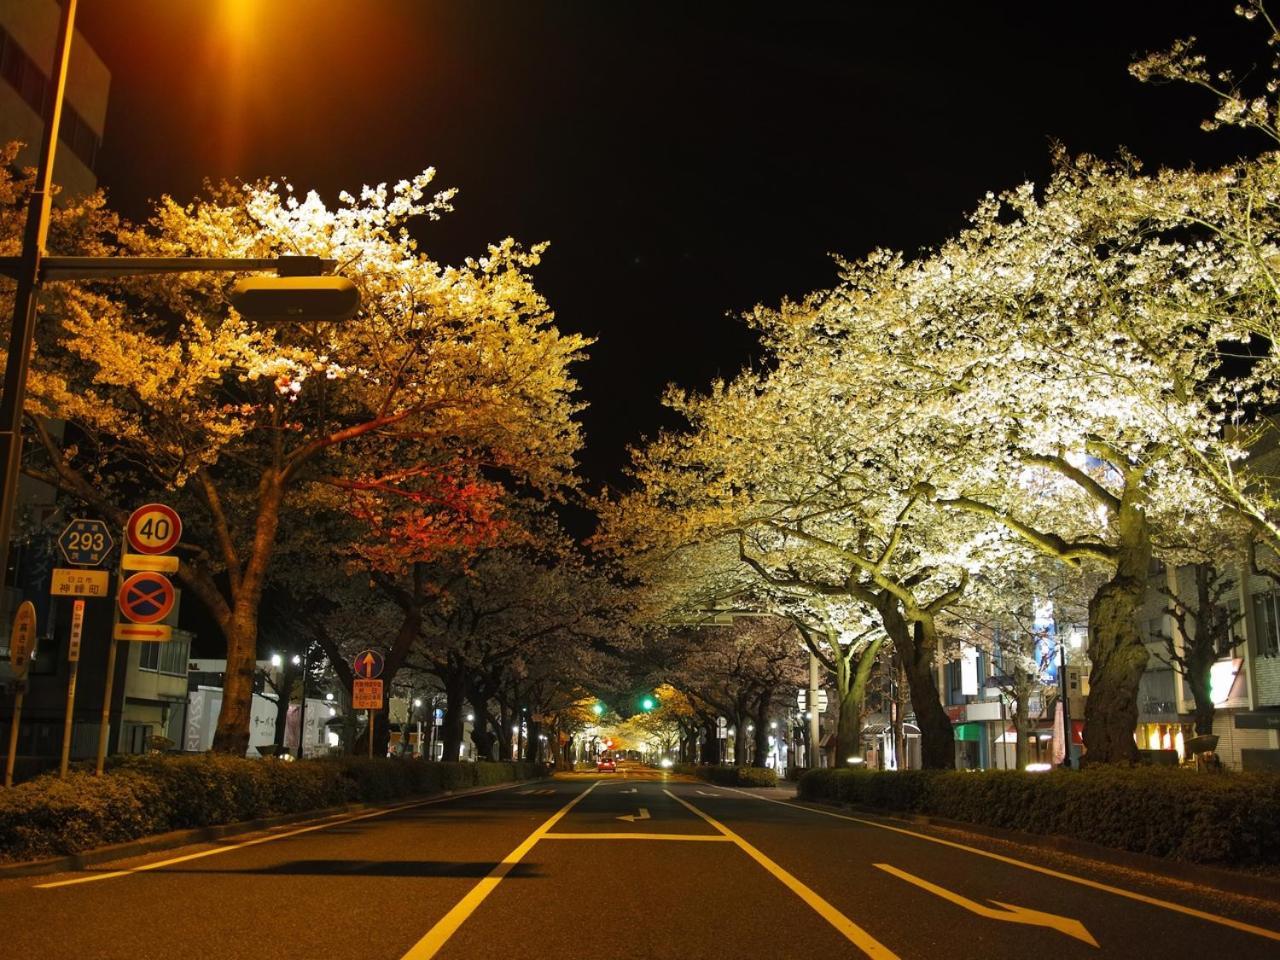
<box><xmin>798</xmin><ymin>767</ymin><xmax>1280</xmax><ymax>866</ymax></box>
<box><xmin>0</xmin><ymin>755</ymin><xmax>546</xmax><ymax>864</ymax></box>
<box><xmin>673</xmin><ymin>763</ymin><xmax>778</xmax><ymax>787</ymax></box>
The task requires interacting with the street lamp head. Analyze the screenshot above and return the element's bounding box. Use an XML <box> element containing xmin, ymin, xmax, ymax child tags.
<box><xmin>325</xmin><ymin>692</ymin><xmax>334</xmax><ymax>701</ymax></box>
<box><xmin>291</xmin><ymin>654</ymin><xmax>301</xmax><ymax>666</ymax></box>
<box><xmin>270</xmin><ymin>653</ymin><xmax>282</xmax><ymax>668</ymax></box>
<box><xmin>228</xmin><ymin>275</ymin><xmax>359</xmax><ymax>324</ymax></box>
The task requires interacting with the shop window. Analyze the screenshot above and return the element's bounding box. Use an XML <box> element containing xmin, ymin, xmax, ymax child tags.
<box><xmin>138</xmin><ymin>642</ymin><xmax>159</xmax><ymax>671</ymax></box>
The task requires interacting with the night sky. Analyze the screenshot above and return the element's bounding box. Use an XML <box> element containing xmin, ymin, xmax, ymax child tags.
<box><xmin>76</xmin><ymin>1</ymin><xmax>1259</xmax><ymax>495</ymax></box>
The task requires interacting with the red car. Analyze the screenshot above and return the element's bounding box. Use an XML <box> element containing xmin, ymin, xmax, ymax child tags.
<box><xmin>596</xmin><ymin>755</ymin><xmax>617</xmax><ymax>773</ymax></box>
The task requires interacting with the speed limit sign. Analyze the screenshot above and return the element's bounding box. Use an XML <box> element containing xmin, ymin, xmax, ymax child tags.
<box><xmin>126</xmin><ymin>503</ymin><xmax>183</xmax><ymax>555</ymax></box>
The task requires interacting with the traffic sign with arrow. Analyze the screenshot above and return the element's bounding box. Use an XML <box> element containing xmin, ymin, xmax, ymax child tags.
<box><xmin>353</xmin><ymin>649</ymin><xmax>384</xmax><ymax>679</ymax></box>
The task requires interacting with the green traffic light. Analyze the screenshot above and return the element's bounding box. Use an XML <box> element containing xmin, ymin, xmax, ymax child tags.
<box><xmin>641</xmin><ymin>696</ymin><xmax>656</xmax><ymax>711</ymax></box>
<box><xmin>592</xmin><ymin>702</ymin><xmax>605</xmax><ymax>716</ymax></box>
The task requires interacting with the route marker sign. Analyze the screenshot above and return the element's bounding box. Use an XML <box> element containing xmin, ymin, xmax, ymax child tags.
<box><xmin>8</xmin><ymin>601</ymin><xmax>36</xmax><ymax>677</ymax></box>
<box><xmin>50</xmin><ymin>567</ymin><xmax>110</xmax><ymax>598</ymax></box>
<box><xmin>352</xmin><ymin>678</ymin><xmax>383</xmax><ymax>710</ymax></box>
<box><xmin>58</xmin><ymin>518</ymin><xmax>114</xmax><ymax>567</ymax></box>
<box><xmin>126</xmin><ymin>503</ymin><xmax>182</xmax><ymax>555</ymax></box>
<box><xmin>118</xmin><ymin>571</ymin><xmax>175</xmax><ymax>624</ymax></box>
<box><xmin>353</xmin><ymin>649</ymin><xmax>384</xmax><ymax>679</ymax></box>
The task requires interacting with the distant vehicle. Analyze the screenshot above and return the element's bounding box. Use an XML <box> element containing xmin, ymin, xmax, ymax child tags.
<box><xmin>597</xmin><ymin>756</ymin><xmax>617</xmax><ymax>773</ymax></box>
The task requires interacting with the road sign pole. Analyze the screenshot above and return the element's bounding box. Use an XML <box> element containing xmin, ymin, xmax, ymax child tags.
<box><xmin>59</xmin><ymin>599</ymin><xmax>85</xmax><ymax>778</ymax></box>
<box><xmin>368</xmin><ymin>710</ymin><xmax>374</xmax><ymax>758</ymax></box>
<box><xmin>4</xmin><ymin>684</ymin><xmax>24</xmax><ymax>788</ymax></box>
<box><xmin>95</xmin><ymin>634</ymin><xmax>120</xmax><ymax>776</ymax></box>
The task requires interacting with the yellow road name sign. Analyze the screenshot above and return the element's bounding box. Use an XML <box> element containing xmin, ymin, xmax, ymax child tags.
<box><xmin>51</xmin><ymin>567</ymin><xmax>111</xmax><ymax>598</ymax></box>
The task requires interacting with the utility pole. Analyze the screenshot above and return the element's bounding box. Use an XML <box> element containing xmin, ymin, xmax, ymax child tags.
<box><xmin>0</xmin><ymin>0</ymin><xmax>75</xmax><ymax>616</ymax></box>
<box><xmin>1059</xmin><ymin>632</ymin><xmax>1072</xmax><ymax>768</ymax></box>
<box><xmin>807</xmin><ymin>651</ymin><xmax>820</xmax><ymax>769</ymax></box>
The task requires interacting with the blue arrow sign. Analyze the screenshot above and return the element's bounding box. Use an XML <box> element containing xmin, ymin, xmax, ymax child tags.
<box><xmin>58</xmin><ymin>519</ymin><xmax>115</xmax><ymax>567</ymax></box>
<box><xmin>353</xmin><ymin>649</ymin><xmax>384</xmax><ymax>680</ymax></box>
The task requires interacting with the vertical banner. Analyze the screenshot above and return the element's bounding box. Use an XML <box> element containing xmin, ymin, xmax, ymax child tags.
<box><xmin>59</xmin><ymin>599</ymin><xmax>85</xmax><ymax>777</ymax></box>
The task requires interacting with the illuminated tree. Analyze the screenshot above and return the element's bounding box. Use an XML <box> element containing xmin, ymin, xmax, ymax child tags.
<box><xmin>15</xmin><ymin>166</ymin><xmax>589</xmax><ymax>754</ymax></box>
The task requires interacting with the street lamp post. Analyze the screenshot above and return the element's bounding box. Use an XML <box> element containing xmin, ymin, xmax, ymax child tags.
<box><xmin>294</xmin><ymin>650</ymin><xmax>308</xmax><ymax>759</ymax></box>
<box><xmin>0</xmin><ymin>1</ymin><xmax>358</xmax><ymax>619</ymax></box>
<box><xmin>0</xmin><ymin>0</ymin><xmax>76</xmax><ymax>599</ymax></box>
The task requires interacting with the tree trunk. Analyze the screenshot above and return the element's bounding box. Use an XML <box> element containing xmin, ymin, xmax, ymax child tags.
<box><xmin>211</xmin><ymin>473</ymin><xmax>284</xmax><ymax>755</ymax></box>
<box><xmin>212</xmin><ymin>608</ymin><xmax>261</xmax><ymax>756</ymax></box>
<box><xmin>470</xmin><ymin>706</ymin><xmax>497</xmax><ymax>760</ymax></box>
<box><xmin>495</xmin><ymin>703</ymin><xmax>512</xmax><ymax>760</ymax></box>
<box><xmin>440</xmin><ymin>671</ymin><xmax>466</xmax><ymax>761</ymax></box>
<box><xmin>1082</xmin><ymin>488</ymin><xmax>1150</xmax><ymax>765</ymax></box>
<box><xmin>701</xmin><ymin>719</ymin><xmax>721</xmax><ymax>764</ymax></box>
<box><xmin>877</xmin><ymin>594</ymin><xmax>953</xmax><ymax>770</ymax></box>
<box><xmin>1186</xmin><ymin>650</ymin><xmax>1216</xmax><ymax>737</ymax></box>
<box><xmin>524</xmin><ymin>718</ymin><xmax>542</xmax><ymax>762</ymax></box>
<box><xmin>1013</xmin><ymin>684</ymin><xmax>1031</xmax><ymax>770</ymax></box>
<box><xmin>733</xmin><ymin>712</ymin><xmax>750</xmax><ymax>766</ymax></box>
<box><xmin>833</xmin><ymin>635</ymin><xmax>883</xmax><ymax>767</ymax></box>
<box><xmin>752</xmin><ymin>698</ymin><xmax>771</xmax><ymax>768</ymax></box>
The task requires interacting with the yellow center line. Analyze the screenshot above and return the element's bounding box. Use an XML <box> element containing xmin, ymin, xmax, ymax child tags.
<box><xmin>719</xmin><ymin>786</ymin><xmax>1280</xmax><ymax>945</ymax></box>
<box><xmin>664</xmin><ymin>789</ymin><xmax>899</xmax><ymax>960</ymax></box>
<box><xmin>541</xmin><ymin>832</ymin><xmax>731</xmax><ymax>842</ymax></box>
<box><xmin>398</xmin><ymin>780</ymin><xmax>601</xmax><ymax>960</ymax></box>
<box><xmin>35</xmin><ymin>781</ymin><xmax>527</xmax><ymax>890</ymax></box>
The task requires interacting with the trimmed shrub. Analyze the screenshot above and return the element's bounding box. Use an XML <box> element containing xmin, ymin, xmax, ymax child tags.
<box><xmin>0</xmin><ymin>756</ymin><xmax>547</xmax><ymax>864</ymax></box>
<box><xmin>673</xmin><ymin>763</ymin><xmax>778</xmax><ymax>787</ymax></box>
<box><xmin>797</xmin><ymin>766</ymin><xmax>1280</xmax><ymax>867</ymax></box>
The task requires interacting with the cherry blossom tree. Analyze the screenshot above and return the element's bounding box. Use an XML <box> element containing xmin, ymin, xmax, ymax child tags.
<box><xmin>12</xmin><ymin>164</ymin><xmax>589</xmax><ymax>754</ymax></box>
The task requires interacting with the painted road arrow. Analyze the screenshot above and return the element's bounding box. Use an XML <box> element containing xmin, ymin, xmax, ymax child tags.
<box><xmin>616</xmin><ymin>807</ymin><xmax>651</xmax><ymax>823</ymax></box>
<box><xmin>874</xmin><ymin>863</ymin><xmax>1098</xmax><ymax>947</ymax></box>
<box><xmin>619</xmin><ymin>787</ymin><xmax>638</xmax><ymax>794</ymax></box>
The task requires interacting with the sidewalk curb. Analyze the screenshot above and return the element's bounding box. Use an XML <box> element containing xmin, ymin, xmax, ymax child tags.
<box><xmin>799</xmin><ymin>797</ymin><xmax>1280</xmax><ymax>904</ymax></box>
<box><xmin>0</xmin><ymin>778</ymin><xmax>540</xmax><ymax>881</ymax></box>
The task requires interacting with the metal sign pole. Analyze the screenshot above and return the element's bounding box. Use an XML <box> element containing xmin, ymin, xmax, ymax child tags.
<box><xmin>4</xmin><ymin>685</ymin><xmax>25</xmax><ymax>788</ymax></box>
<box><xmin>368</xmin><ymin>710</ymin><xmax>374</xmax><ymax>758</ymax></box>
<box><xmin>808</xmin><ymin>651</ymin><xmax>821</xmax><ymax>768</ymax></box>
<box><xmin>59</xmin><ymin>599</ymin><xmax>85</xmax><ymax>777</ymax></box>
<box><xmin>96</xmin><ymin>545</ymin><xmax>126</xmax><ymax>776</ymax></box>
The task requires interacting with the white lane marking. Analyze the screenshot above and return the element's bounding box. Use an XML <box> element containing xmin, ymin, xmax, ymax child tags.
<box><xmin>665</xmin><ymin>789</ymin><xmax>899</xmax><ymax>959</ymax></box>
<box><xmin>718</xmin><ymin>786</ymin><xmax>1280</xmax><ymax>945</ymax></box>
<box><xmin>876</xmin><ymin>863</ymin><xmax>1099</xmax><ymax>947</ymax></box>
<box><xmin>616</xmin><ymin>807</ymin><xmax>651</xmax><ymax>822</ymax></box>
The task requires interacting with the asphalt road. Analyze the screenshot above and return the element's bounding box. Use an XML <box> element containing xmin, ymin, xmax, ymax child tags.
<box><xmin>5</xmin><ymin>767</ymin><xmax>1280</xmax><ymax>959</ymax></box>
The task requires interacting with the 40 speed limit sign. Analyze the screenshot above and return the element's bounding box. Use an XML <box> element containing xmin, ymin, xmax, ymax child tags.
<box><xmin>126</xmin><ymin>503</ymin><xmax>182</xmax><ymax>555</ymax></box>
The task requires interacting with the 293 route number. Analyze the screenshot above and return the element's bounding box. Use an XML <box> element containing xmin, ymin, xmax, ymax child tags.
<box><xmin>65</xmin><ymin>529</ymin><xmax>107</xmax><ymax>553</ymax></box>
<box><xmin>126</xmin><ymin>503</ymin><xmax>183</xmax><ymax>555</ymax></box>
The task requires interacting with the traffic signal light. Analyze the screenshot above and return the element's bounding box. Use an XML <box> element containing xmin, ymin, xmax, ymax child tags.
<box><xmin>641</xmin><ymin>695</ymin><xmax>657</xmax><ymax>712</ymax></box>
<box><xmin>591</xmin><ymin>701</ymin><xmax>605</xmax><ymax>716</ymax></box>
